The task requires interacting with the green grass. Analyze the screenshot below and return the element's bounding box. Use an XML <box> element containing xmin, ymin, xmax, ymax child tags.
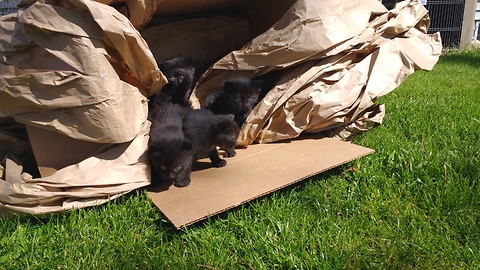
<box><xmin>1</xmin><ymin>49</ymin><xmax>479</xmax><ymax>269</ymax></box>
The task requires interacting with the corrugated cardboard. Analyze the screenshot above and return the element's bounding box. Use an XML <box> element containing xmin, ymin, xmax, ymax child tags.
<box><xmin>141</xmin><ymin>13</ymin><xmax>251</xmax><ymax>78</ymax></box>
<box><xmin>147</xmin><ymin>136</ymin><xmax>373</xmax><ymax>228</ymax></box>
<box><xmin>25</xmin><ymin>125</ymin><xmax>109</xmax><ymax>177</ymax></box>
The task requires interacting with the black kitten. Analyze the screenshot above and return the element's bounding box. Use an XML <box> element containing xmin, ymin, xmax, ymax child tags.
<box><xmin>183</xmin><ymin>108</ymin><xmax>240</xmax><ymax>166</ymax></box>
<box><xmin>148</xmin><ymin>102</ymin><xmax>194</xmax><ymax>187</ymax></box>
<box><xmin>148</xmin><ymin>57</ymin><xmax>195</xmax><ymax>118</ymax></box>
<box><xmin>203</xmin><ymin>77</ymin><xmax>262</xmax><ymax>127</ymax></box>
<box><xmin>147</xmin><ymin>57</ymin><xmax>198</xmax><ymax>187</ymax></box>
<box><xmin>157</xmin><ymin>57</ymin><xmax>195</xmax><ymax>106</ymax></box>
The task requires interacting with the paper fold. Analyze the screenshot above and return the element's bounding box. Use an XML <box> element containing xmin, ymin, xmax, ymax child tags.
<box><xmin>191</xmin><ymin>0</ymin><xmax>442</xmax><ymax>145</ymax></box>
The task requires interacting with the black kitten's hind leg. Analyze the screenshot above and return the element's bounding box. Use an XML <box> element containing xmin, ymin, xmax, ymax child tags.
<box><xmin>221</xmin><ymin>147</ymin><xmax>236</xmax><ymax>158</ymax></box>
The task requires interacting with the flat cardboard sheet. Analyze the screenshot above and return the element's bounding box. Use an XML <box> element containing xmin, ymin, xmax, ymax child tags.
<box><xmin>148</xmin><ymin>137</ymin><xmax>373</xmax><ymax>228</ymax></box>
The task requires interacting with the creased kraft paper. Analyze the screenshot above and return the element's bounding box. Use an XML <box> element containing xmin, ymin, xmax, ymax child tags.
<box><xmin>0</xmin><ymin>0</ymin><xmax>163</xmax><ymax>216</ymax></box>
<box><xmin>0</xmin><ymin>0</ymin><xmax>165</xmax><ymax>143</ymax></box>
<box><xmin>191</xmin><ymin>0</ymin><xmax>442</xmax><ymax>145</ymax></box>
<box><xmin>0</xmin><ymin>122</ymin><xmax>151</xmax><ymax>216</ymax></box>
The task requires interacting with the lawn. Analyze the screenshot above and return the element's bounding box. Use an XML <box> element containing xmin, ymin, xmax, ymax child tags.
<box><xmin>1</xmin><ymin>49</ymin><xmax>479</xmax><ymax>269</ymax></box>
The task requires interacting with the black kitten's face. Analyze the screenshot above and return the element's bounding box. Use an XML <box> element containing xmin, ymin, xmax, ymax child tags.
<box><xmin>149</xmin><ymin>140</ymin><xmax>193</xmax><ymax>187</ymax></box>
<box><xmin>224</xmin><ymin>79</ymin><xmax>261</xmax><ymax>111</ymax></box>
<box><xmin>203</xmin><ymin>78</ymin><xmax>263</xmax><ymax>128</ymax></box>
<box><xmin>210</xmin><ymin>118</ymin><xmax>240</xmax><ymax>150</ymax></box>
<box><xmin>150</xmin><ymin>147</ymin><xmax>185</xmax><ymax>179</ymax></box>
<box><xmin>228</xmin><ymin>91</ymin><xmax>260</xmax><ymax>111</ymax></box>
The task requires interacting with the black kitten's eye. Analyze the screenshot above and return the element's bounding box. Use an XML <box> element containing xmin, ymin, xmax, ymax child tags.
<box><xmin>160</xmin><ymin>165</ymin><xmax>167</xmax><ymax>171</ymax></box>
<box><xmin>232</xmin><ymin>95</ymin><xmax>242</xmax><ymax>103</ymax></box>
<box><xmin>174</xmin><ymin>165</ymin><xmax>182</xmax><ymax>173</ymax></box>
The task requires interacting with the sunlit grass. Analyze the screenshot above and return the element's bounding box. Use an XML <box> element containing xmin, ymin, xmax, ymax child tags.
<box><xmin>1</xmin><ymin>50</ymin><xmax>479</xmax><ymax>269</ymax></box>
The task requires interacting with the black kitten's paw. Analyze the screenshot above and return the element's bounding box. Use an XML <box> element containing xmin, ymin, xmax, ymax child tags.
<box><xmin>174</xmin><ymin>178</ymin><xmax>191</xmax><ymax>187</ymax></box>
<box><xmin>212</xmin><ymin>159</ymin><xmax>227</xmax><ymax>167</ymax></box>
<box><xmin>224</xmin><ymin>148</ymin><xmax>236</xmax><ymax>157</ymax></box>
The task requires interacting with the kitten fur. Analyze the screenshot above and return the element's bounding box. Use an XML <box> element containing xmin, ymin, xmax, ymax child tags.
<box><xmin>147</xmin><ymin>57</ymin><xmax>198</xmax><ymax>187</ymax></box>
<box><xmin>148</xmin><ymin>57</ymin><xmax>195</xmax><ymax>119</ymax></box>
<box><xmin>183</xmin><ymin>108</ymin><xmax>240</xmax><ymax>165</ymax></box>
<box><xmin>157</xmin><ymin>57</ymin><xmax>195</xmax><ymax>106</ymax></box>
<box><xmin>148</xmin><ymin>101</ymin><xmax>193</xmax><ymax>187</ymax></box>
<box><xmin>147</xmin><ymin>61</ymin><xmax>196</xmax><ymax>187</ymax></box>
<box><xmin>203</xmin><ymin>77</ymin><xmax>262</xmax><ymax>128</ymax></box>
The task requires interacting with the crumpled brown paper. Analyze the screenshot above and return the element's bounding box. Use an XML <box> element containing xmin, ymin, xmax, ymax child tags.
<box><xmin>0</xmin><ymin>0</ymin><xmax>441</xmax><ymax>216</ymax></box>
<box><xmin>191</xmin><ymin>0</ymin><xmax>442</xmax><ymax>145</ymax></box>
<box><xmin>0</xmin><ymin>0</ymin><xmax>165</xmax><ymax>143</ymax></box>
<box><xmin>94</xmin><ymin>0</ymin><xmax>157</xmax><ymax>30</ymax></box>
<box><xmin>0</xmin><ymin>0</ymin><xmax>163</xmax><ymax>216</ymax></box>
<box><xmin>0</xmin><ymin>121</ymin><xmax>151</xmax><ymax>217</ymax></box>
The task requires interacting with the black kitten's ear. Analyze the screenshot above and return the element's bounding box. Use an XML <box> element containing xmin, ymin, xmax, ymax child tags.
<box><xmin>203</xmin><ymin>91</ymin><xmax>223</xmax><ymax>108</ymax></box>
<box><xmin>224</xmin><ymin>114</ymin><xmax>235</xmax><ymax>121</ymax></box>
<box><xmin>181</xmin><ymin>57</ymin><xmax>194</xmax><ymax>67</ymax></box>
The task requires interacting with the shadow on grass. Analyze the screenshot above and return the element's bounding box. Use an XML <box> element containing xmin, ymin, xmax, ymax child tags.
<box><xmin>440</xmin><ymin>50</ymin><xmax>480</xmax><ymax>68</ymax></box>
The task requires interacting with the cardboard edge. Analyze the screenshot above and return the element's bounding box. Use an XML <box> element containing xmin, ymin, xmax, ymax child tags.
<box><xmin>172</xmin><ymin>148</ymin><xmax>374</xmax><ymax>229</ymax></box>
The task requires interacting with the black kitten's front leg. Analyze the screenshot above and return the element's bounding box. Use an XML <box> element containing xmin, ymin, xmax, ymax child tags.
<box><xmin>209</xmin><ymin>149</ymin><xmax>227</xmax><ymax>167</ymax></box>
<box><xmin>174</xmin><ymin>164</ymin><xmax>192</xmax><ymax>188</ymax></box>
<box><xmin>149</xmin><ymin>166</ymin><xmax>163</xmax><ymax>186</ymax></box>
<box><xmin>174</xmin><ymin>177</ymin><xmax>191</xmax><ymax>187</ymax></box>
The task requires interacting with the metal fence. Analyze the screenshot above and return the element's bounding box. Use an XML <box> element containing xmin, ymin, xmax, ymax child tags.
<box><xmin>0</xmin><ymin>0</ymin><xmax>18</xmax><ymax>16</ymax></box>
<box><xmin>382</xmin><ymin>0</ymin><xmax>467</xmax><ymax>48</ymax></box>
<box><xmin>426</xmin><ymin>0</ymin><xmax>466</xmax><ymax>48</ymax></box>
